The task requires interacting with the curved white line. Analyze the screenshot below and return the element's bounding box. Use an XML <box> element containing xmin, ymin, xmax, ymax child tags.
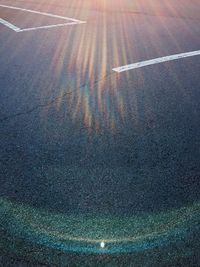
<box><xmin>113</xmin><ymin>50</ymin><xmax>200</xmax><ymax>73</ymax></box>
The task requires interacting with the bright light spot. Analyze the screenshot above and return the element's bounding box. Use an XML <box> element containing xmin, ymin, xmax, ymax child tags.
<box><xmin>100</xmin><ymin>241</ymin><xmax>105</xmax><ymax>248</ymax></box>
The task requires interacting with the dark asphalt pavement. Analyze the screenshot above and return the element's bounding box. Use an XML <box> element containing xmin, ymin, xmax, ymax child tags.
<box><xmin>0</xmin><ymin>0</ymin><xmax>200</xmax><ymax>266</ymax></box>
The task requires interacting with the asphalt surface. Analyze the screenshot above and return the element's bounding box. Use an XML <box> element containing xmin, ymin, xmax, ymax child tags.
<box><xmin>0</xmin><ymin>0</ymin><xmax>200</xmax><ymax>266</ymax></box>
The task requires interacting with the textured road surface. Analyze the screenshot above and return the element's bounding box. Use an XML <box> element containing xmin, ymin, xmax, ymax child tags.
<box><xmin>0</xmin><ymin>0</ymin><xmax>200</xmax><ymax>266</ymax></box>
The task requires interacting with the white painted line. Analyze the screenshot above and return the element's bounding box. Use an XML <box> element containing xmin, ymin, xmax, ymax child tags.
<box><xmin>113</xmin><ymin>50</ymin><xmax>200</xmax><ymax>73</ymax></box>
<box><xmin>0</xmin><ymin>4</ymin><xmax>86</xmax><ymax>23</ymax></box>
<box><xmin>18</xmin><ymin>21</ymin><xmax>86</xmax><ymax>32</ymax></box>
<box><xmin>0</xmin><ymin>4</ymin><xmax>86</xmax><ymax>32</ymax></box>
<box><xmin>0</xmin><ymin>18</ymin><xmax>20</xmax><ymax>32</ymax></box>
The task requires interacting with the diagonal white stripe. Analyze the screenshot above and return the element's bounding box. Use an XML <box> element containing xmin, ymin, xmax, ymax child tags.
<box><xmin>18</xmin><ymin>21</ymin><xmax>86</xmax><ymax>32</ymax></box>
<box><xmin>113</xmin><ymin>50</ymin><xmax>200</xmax><ymax>73</ymax></box>
<box><xmin>0</xmin><ymin>18</ymin><xmax>21</xmax><ymax>32</ymax></box>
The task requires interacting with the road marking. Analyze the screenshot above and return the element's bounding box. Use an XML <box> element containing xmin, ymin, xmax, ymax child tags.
<box><xmin>0</xmin><ymin>18</ymin><xmax>20</xmax><ymax>32</ymax></box>
<box><xmin>0</xmin><ymin>4</ymin><xmax>85</xmax><ymax>22</ymax></box>
<box><xmin>113</xmin><ymin>50</ymin><xmax>200</xmax><ymax>73</ymax></box>
<box><xmin>0</xmin><ymin>4</ymin><xmax>86</xmax><ymax>32</ymax></box>
<box><xmin>17</xmin><ymin>21</ymin><xmax>86</xmax><ymax>32</ymax></box>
